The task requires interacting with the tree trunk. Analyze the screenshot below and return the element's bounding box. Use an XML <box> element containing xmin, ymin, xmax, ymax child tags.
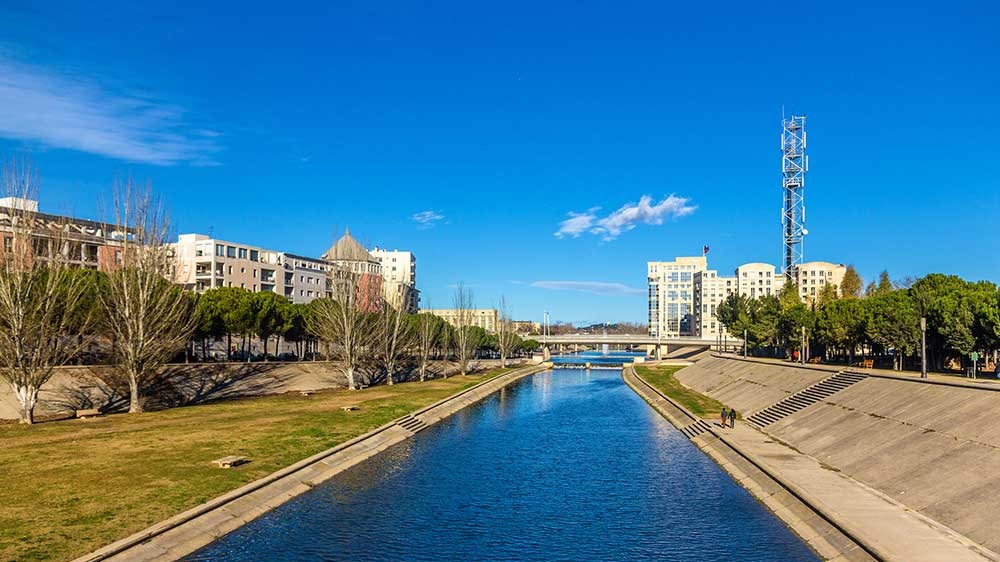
<box><xmin>14</xmin><ymin>384</ymin><xmax>37</xmax><ymax>425</ymax></box>
<box><xmin>128</xmin><ymin>376</ymin><xmax>143</xmax><ymax>413</ymax></box>
<box><xmin>263</xmin><ymin>335</ymin><xmax>269</xmax><ymax>362</ymax></box>
<box><xmin>419</xmin><ymin>359</ymin><xmax>427</xmax><ymax>382</ymax></box>
<box><xmin>227</xmin><ymin>333</ymin><xmax>232</xmax><ymax>361</ymax></box>
<box><xmin>345</xmin><ymin>365</ymin><xmax>357</xmax><ymax>390</ymax></box>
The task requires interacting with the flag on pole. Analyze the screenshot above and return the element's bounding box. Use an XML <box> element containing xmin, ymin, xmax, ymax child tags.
<box><xmin>703</xmin><ymin>245</ymin><xmax>710</xmax><ymax>256</ymax></box>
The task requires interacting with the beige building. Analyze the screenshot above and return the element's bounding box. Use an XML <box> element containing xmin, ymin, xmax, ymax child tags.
<box><xmin>423</xmin><ymin>308</ymin><xmax>499</xmax><ymax>333</ymax></box>
<box><xmin>647</xmin><ymin>256</ymin><xmax>708</xmax><ymax>337</ymax></box>
<box><xmin>737</xmin><ymin>262</ymin><xmax>778</xmax><ymax>300</ymax></box>
<box><xmin>173</xmin><ymin>234</ymin><xmax>331</xmax><ymax>304</ymax></box>
<box><xmin>370</xmin><ymin>247</ymin><xmax>418</xmax><ymax>314</ymax></box>
<box><xmin>692</xmin><ymin>270</ymin><xmax>737</xmax><ymax>339</ymax></box>
<box><xmin>510</xmin><ymin>320</ymin><xmax>542</xmax><ymax>335</ymax></box>
<box><xmin>796</xmin><ymin>261</ymin><xmax>846</xmax><ymax>304</ymax></box>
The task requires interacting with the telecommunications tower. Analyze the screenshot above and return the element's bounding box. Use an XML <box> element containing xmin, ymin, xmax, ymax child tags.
<box><xmin>781</xmin><ymin>114</ymin><xmax>808</xmax><ymax>280</ymax></box>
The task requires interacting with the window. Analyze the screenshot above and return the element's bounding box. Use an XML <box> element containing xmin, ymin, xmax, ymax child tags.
<box><xmin>241</xmin><ymin>267</ymin><xmax>245</xmax><ymax>273</ymax></box>
<box><xmin>239</xmin><ymin>248</ymin><xmax>247</xmax><ymax>259</ymax></box>
<box><xmin>225</xmin><ymin>246</ymin><xmax>236</xmax><ymax>258</ymax></box>
<box><xmin>227</xmin><ymin>266</ymin><xmax>232</xmax><ymax>274</ymax></box>
<box><xmin>250</xmin><ymin>250</ymin><xmax>259</xmax><ymax>261</ymax></box>
<box><xmin>215</xmin><ymin>244</ymin><xmax>224</xmax><ymax>257</ymax></box>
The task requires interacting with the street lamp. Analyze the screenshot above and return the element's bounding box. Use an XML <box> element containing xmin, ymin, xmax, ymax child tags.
<box><xmin>920</xmin><ymin>317</ymin><xmax>927</xmax><ymax>379</ymax></box>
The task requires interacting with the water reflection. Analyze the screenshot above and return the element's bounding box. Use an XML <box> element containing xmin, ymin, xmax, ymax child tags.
<box><xmin>185</xmin><ymin>369</ymin><xmax>818</xmax><ymax>562</ymax></box>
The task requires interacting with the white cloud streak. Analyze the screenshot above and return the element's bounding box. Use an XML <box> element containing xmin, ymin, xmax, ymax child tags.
<box><xmin>530</xmin><ymin>280</ymin><xmax>645</xmax><ymax>297</ymax></box>
<box><xmin>412</xmin><ymin>210</ymin><xmax>445</xmax><ymax>229</ymax></box>
<box><xmin>555</xmin><ymin>195</ymin><xmax>696</xmax><ymax>241</ymax></box>
<box><xmin>0</xmin><ymin>56</ymin><xmax>221</xmax><ymax>165</ymax></box>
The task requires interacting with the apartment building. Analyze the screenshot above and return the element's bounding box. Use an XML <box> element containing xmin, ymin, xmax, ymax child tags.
<box><xmin>736</xmin><ymin>262</ymin><xmax>778</xmax><ymax>299</ymax></box>
<box><xmin>0</xmin><ymin>197</ymin><xmax>125</xmax><ymax>272</ymax></box>
<box><xmin>796</xmin><ymin>261</ymin><xmax>847</xmax><ymax>304</ymax></box>
<box><xmin>423</xmin><ymin>308</ymin><xmax>499</xmax><ymax>333</ymax></box>
<box><xmin>370</xmin><ymin>247</ymin><xmax>418</xmax><ymax>314</ymax></box>
<box><xmin>647</xmin><ymin>256</ymin><xmax>707</xmax><ymax>337</ymax></box>
<box><xmin>173</xmin><ymin>234</ymin><xmax>331</xmax><ymax>304</ymax></box>
<box><xmin>691</xmin><ymin>270</ymin><xmax>737</xmax><ymax>339</ymax></box>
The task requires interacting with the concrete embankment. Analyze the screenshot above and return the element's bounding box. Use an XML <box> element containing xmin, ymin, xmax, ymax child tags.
<box><xmin>622</xmin><ymin>365</ymin><xmax>876</xmax><ymax>562</ymax></box>
<box><xmin>71</xmin><ymin>362</ymin><xmax>550</xmax><ymax>562</ymax></box>
<box><xmin>674</xmin><ymin>355</ymin><xmax>1000</xmax><ymax>560</ymax></box>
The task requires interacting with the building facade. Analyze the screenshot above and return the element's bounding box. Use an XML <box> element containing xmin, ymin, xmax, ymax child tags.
<box><xmin>796</xmin><ymin>261</ymin><xmax>847</xmax><ymax>304</ymax></box>
<box><xmin>736</xmin><ymin>262</ymin><xmax>778</xmax><ymax>300</ymax></box>
<box><xmin>370</xmin><ymin>247</ymin><xmax>418</xmax><ymax>314</ymax></box>
<box><xmin>647</xmin><ymin>256</ymin><xmax>707</xmax><ymax>337</ymax></box>
<box><xmin>692</xmin><ymin>270</ymin><xmax>737</xmax><ymax>339</ymax></box>
<box><xmin>423</xmin><ymin>308</ymin><xmax>499</xmax><ymax>333</ymax></box>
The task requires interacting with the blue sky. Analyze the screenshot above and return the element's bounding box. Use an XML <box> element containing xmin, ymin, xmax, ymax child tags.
<box><xmin>0</xmin><ymin>2</ymin><xmax>997</xmax><ymax>324</ymax></box>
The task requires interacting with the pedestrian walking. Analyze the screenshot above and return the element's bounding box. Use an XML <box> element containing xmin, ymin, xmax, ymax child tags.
<box><xmin>728</xmin><ymin>408</ymin><xmax>737</xmax><ymax>428</ymax></box>
<box><xmin>720</xmin><ymin>407</ymin><xmax>728</xmax><ymax>428</ymax></box>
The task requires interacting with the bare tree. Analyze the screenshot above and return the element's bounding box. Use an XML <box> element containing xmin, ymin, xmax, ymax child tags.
<box><xmin>496</xmin><ymin>295</ymin><xmax>518</xmax><ymax>368</ymax></box>
<box><xmin>379</xmin><ymin>300</ymin><xmax>412</xmax><ymax>385</ymax></box>
<box><xmin>309</xmin><ymin>264</ymin><xmax>381</xmax><ymax>390</ymax></box>
<box><xmin>452</xmin><ymin>282</ymin><xmax>476</xmax><ymax>375</ymax></box>
<box><xmin>98</xmin><ymin>180</ymin><xmax>196</xmax><ymax>413</ymax></box>
<box><xmin>414</xmin><ymin>310</ymin><xmax>441</xmax><ymax>382</ymax></box>
<box><xmin>0</xmin><ymin>160</ymin><xmax>94</xmax><ymax>424</ymax></box>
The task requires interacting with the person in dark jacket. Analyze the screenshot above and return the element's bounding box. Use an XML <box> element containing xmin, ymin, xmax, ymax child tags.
<box><xmin>720</xmin><ymin>407</ymin><xmax>728</xmax><ymax>428</ymax></box>
<box><xmin>728</xmin><ymin>408</ymin><xmax>737</xmax><ymax>428</ymax></box>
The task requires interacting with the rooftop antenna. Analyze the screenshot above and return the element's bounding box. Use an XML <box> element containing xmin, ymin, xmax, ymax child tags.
<box><xmin>781</xmin><ymin>113</ymin><xmax>808</xmax><ymax>280</ymax></box>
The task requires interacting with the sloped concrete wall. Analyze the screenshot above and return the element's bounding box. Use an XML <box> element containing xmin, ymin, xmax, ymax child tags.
<box><xmin>674</xmin><ymin>355</ymin><xmax>830</xmax><ymax>414</ymax></box>
<box><xmin>688</xmin><ymin>356</ymin><xmax>1000</xmax><ymax>554</ymax></box>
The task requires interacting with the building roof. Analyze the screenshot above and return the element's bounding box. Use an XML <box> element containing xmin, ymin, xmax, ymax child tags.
<box><xmin>322</xmin><ymin>227</ymin><xmax>376</xmax><ymax>262</ymax></box>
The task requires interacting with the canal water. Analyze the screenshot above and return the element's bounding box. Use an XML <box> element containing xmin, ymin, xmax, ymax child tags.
<box><xmin>185</xmin><ymin>368</ymin><xmax>818</xmax><ymax>561</ymax></box>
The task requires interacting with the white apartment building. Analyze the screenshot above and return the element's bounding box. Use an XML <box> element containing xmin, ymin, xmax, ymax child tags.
<box><xmin>423</xmin><ymin>308</ymin><xmax>499</xmax><ymax>333</ymax></box>
<box><xmin>796</xmin><ymin>261</ymin><xmax>846</xmax><ymax>304</ymax></box>
<box><xmin>173</xmin><ymin>234</ymin><xmax>330</xmax><ymax>305</ymax></box>
<box><xmin>736</xmin><ymin>262</ymin><xmax>777</xmax><ymax>300</ymax></box>
<box><xmin>370</xmin><ymin>247</ymin><xmax>418</xmax><ymax>314</ymax></box>
<box><xmin>692</xmin><ymin>270</ymin><xmax>737</xmax><ymax>339</ymax></box>
<box><xmin>647</xmin><ymin>256</ymin><xmax>707</xmax><ymax>337</ymax></box>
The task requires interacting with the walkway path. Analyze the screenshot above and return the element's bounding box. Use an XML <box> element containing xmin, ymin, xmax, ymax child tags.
<box><xmin>716</xmin><ymin>423</ymin><xmax>998</xmax><ymax>562</ymax></box>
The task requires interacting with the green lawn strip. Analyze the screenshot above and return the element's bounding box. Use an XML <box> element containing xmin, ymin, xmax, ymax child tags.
<box><xmin>0</xmin><ymin>367</ymin><xmax>514</xmax><ymax>562</ymax></box>
<box><xmin>634</xmin><ymin>364</ymin><xmax>731</xmax><ymax>419</ymax></box>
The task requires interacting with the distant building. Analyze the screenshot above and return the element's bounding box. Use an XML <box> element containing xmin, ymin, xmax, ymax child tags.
<box><xmin>173</xmin><ymin>234</ymin><xmax>330</xmax><ymax>304</ymax></box>
<box><xmin>796</xmin><ymin>261</ymin><xmax>846</xmax><ymax>304</ymax></box>
<box><xmin>692</xmin><ymin>270</ymin><xmax>736</xmax><ymax>339</ymax></box>
<box><xmin>0</xmin><ymin>197</ymin><xmax>125</xmax><ymax>272</ymax></box>
<box><xmin>370</xmin><ymin>247</ymin><xmax>418</xmax><ymax>314</ymax></box>
<box><xmin>647</xmin><ymin>256</ymin><xmax>708</xmax><ymax>338</ymax></box>
<box><xmin>424</xmin><ymin>308</ymin><xmax>499</xmax><ymax>334</ymax></box>
<box><xmin>321</xmin><ymin>228</ymin><xmax>383</xmax><ymax>310</ymax></box>
<box><xmin>736</xmin><ymin>262</ymin><xmax>778</xmax><ymax>300</ymax></box>
<box><xmin>510</xmin><ymin>320</ymin><xmax>542</xmax><ymax>335</ymax></box>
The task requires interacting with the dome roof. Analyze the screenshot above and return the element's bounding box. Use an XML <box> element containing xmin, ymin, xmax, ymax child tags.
<box><xmin>322</xmin><ymin>227</ymin><xmax>375</xmax><ymax>262</ymax></box>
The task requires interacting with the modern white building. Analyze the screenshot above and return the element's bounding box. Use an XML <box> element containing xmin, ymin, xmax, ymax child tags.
<box><xmin>370</xmin><ymin>247</ymin><xmax>418</xmax><ymax>314</ymax></box>
<box><xmin>692</xmin><ymin>270</ymin><xmax>737</xmax><ymax>339</ymax></box>
<box><xmin>647</xmin><ymin>256</ymin><xmax>708</xmax><ymax>338</ymax></box>
<box><xmin>736</xmin><ymin>262</ymin><xmax>778</xmax><ymax>300</ymax></box>
<box><xmin>423</xmin><ymin>308</ymin><xmax>499</xmax><ymax>333</ymax></box>
<box><xmin>796</xmin><ymin>261</ymin><xmax>847</xmax><ymax>304</ymax></box>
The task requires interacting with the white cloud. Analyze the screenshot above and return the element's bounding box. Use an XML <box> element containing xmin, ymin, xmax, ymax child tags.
<box><xmin>555</xmin><ymin>195</ymin><xmax>696</xmax><ymax>241</ymax></box>
<box><xmin>412</xmin><ymin>210</ymin><xmax>445</xmax><ymax>229</ymax></box>
<box><xmin>530</xmin><ymin>280</ymin><xmax>645</xmax><ymax>297</ymax></box>
<box><xmin>0</xmin><ymin>56</ymin><xmax>221</xmax><ymax>165</ymax></box>
<box><xmin>554</xmin><ymin>207</ymin><xmax>599</xmax><ymax>238</ymax></box>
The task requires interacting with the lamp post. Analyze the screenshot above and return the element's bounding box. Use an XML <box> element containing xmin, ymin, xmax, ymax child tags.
<box><xmin>743</xmin><ymin>329</ymin><xmax>748</xmax><ymax>359</ymax></box>
<box><xmin>800</xmin><ymin>325</ymin><xmax>806</xmax><ymax>365</ymax></box>
<box><xmin>920</xmin><ymin>317</ymin><xmax>927</xmax><ymax>379</ymax></box>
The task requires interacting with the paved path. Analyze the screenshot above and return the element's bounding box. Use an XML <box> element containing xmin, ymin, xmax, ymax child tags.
<box><xmin>717</xmin><ymin>423</ymin><xmax>999</xmax><ymax>562</ymax></box>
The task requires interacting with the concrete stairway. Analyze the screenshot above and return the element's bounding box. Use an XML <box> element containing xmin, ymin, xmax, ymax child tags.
<box><xmin>397</xmin><ymin>414</ymin><xmax>428</xmax><ymax>434</ymax></box>
<box><xmin>747</xmin><ymin>371</ymin><xmax>867</xmax><ymax>429</ymax></box>
<box><xmin>680</xmin><ymin>419</ymin><xmax>712</xmax><ymax>439</ymax></box>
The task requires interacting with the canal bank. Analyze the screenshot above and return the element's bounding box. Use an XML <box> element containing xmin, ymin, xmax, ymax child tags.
<box><xmin>625</xmin><ymin>363</ymin><xmax>999</xmax><ymax>562</ymax></box>
<box><xmin>71</xmin><ymin>362</ymin><xmax>552</xmax><ymax>562</ymax></box>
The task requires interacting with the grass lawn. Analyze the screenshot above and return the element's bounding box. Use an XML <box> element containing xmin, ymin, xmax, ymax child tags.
<box><xmin>634</xmin><ymin>364</ymin><xmax>730</xmax><ymax>419</ymax></box>
<box><xmin>0</xmin><ymin>367</ymin><xmax>514</xmax><ymax>562</ymax></box>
